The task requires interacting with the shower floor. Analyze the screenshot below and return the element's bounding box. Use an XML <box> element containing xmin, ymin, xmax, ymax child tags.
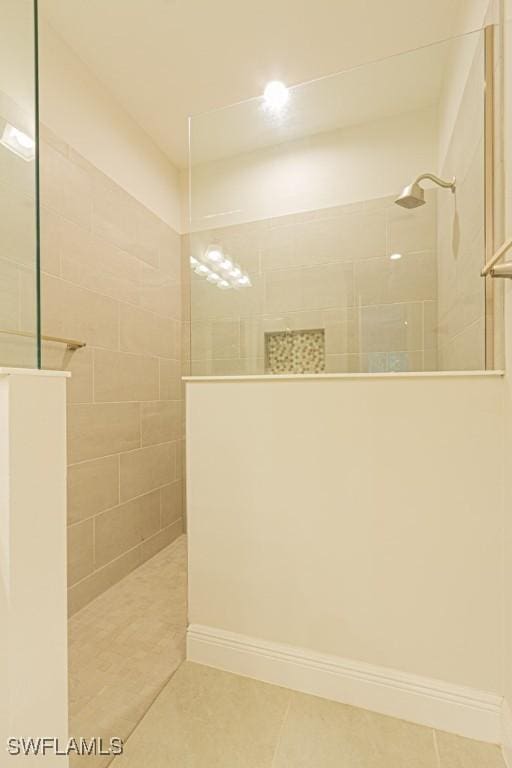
<box><xmin>68</xmin><ymin>535</ymin><xmax>187</xmax><ymax>768</ymax></box>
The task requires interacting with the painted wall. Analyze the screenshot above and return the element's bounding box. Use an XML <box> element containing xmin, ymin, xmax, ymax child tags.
<box><xmin>186</xmin><ymin>374</ymin><xmax>504</xmax><ymax>732</ymax></box>
<box><xmin>38</xmin><ymin>17</ymin><xmax>181</xmax><ymax>232</ymax></box>
<box><xmin>185</xmin><ymin>108</ymin><xmax>437</xmax><ymax>232</ymax></box>
<box><xmin>39</xmin><ymin>127</ymin><xmax>185</xmax><ymax>614</ymax></box>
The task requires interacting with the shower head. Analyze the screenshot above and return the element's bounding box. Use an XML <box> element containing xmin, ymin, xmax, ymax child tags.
<box><xmin>395</xmin><ymin>182</ymin><xmax>426</xmax><ymax>209</ymax></box>
<box><xmin>395</xmin><ymin>173</ymin><xmax>456</xmax><ymax>209</ymax></box>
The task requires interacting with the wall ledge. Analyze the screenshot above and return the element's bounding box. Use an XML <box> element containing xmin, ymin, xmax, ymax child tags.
<box><xmin>0</xmin><ymin>367</ymin><xmax>71</xmax><ymax>378</ymax></box>
<box><xmin>183</xmin><ymin>370</ymin><xmax>505</xmax><ymax>383</ymax></box>
<box><xmin>187</xmin><ymin>624</ymin><xmax>502</xmax><ymax>744</ymax></box>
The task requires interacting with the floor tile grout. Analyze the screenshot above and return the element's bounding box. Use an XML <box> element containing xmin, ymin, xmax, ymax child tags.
<box><xmin>270</xmin><ymin>695</ymin><xmax>292</xmax><ymax>768</ymax></box>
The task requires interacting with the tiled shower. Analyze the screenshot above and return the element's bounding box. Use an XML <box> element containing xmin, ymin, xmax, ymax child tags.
<box><xmin>186</xmin><ymin>30</ymin><xmax>488</xmax><ymax>376</ymax></box>
<box><xmin>188</xmin><ymin>193</ymin><xmax>438</xmax><ymax>375</ymax></box>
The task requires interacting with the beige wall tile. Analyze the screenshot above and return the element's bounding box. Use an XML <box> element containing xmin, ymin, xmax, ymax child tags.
<box><xmin>0</xmin><ymin>334</ymin><xmax>37</xmax><ymax>369</ymax></box>
<box><xmin>92</xmin><ymin>171</ymin><xmax>138</xmax><ymax>254</ymax></box>
<box><xmin>264</xmin><ymin>268</ymin><xmax>303</xmax><ymax>314</ymax></box>
<box><xmin>94</xmin><ymin>491</ymin><xmax>160</xmax><ymax>568</ymax></box>
<box><xmin>140</xmin><ymin>261</ymin><xmax>181</xmax><ymax>320</ymax></box>
<box><xmin>94</xmin><ymin>349</ymin><xmax>159</xmax><ymax>402</ymax></box>
<box><xmin>42</xmin><ymin>273</ymin><xmax>120</xmax><ymax>350</ymax></box>
<box><xmin>325</xmin><ymin>354</ymin><xmax>361</xmax><ymax>373</ymax></box>
<box><xmin>68</xmin><ymin>546</ymin><xmax>142</xmax><ymax>616</ymax></box>
<box><xmin>161</xmin><ymin>482</ymin><xmax>182</xmax><ymax>527</ymax></box>
<box><xmin>354</xmin><ymin>251</ymin><xmax>436</xmax><ymax>306</ymax></box>
<box><xmin>387</xmin><ymin>192</ymin><xmax>437</xmax><ymax>255</ymax></box>
<box><xmin>302</xmin><ymin>263</ymin><xmax>355</xmax><ymax>310</ymax></box>
<box><xmin>40</xmin><ymin>141</ymin><xmax>92</xmax><ymax>230</ymax></box>
<box><xmin>120</xmin><ymin>303</ymin><xmax>179</xmax><ymax>359</ymax></box>
<box><xmin>264</xmin><ymin>263</ymin><xmax>354</xmax><ymax>314</ymax></box>
<box><xmin>160</xmin><ymin>224</ymin><xmax>182</xmax><ymax>282</ymax></box>
<box><xmin>324</xmin><ymin>308</ymin><xmax>359</xmax><ymax>355</ymax></box>
<box><xmin>68</xmin><ymin>455</ymin><xmax>119</xmax><ymax>526</ymax></box>
<box><xmin>191</xmin><ymin>274</ymin><xmax>264</xmax><ymax>321</ymax></box>
<box><xmin>159</xmin><ymin>358</ymin><xmax>182</xmax><ymax>400</ymax></box>
<box><xmin>18</xmin><ymin>266</ymin><xmax>38</xmax><ymax>333</ymax></box>
<box><xmin>212</xmin><ymin>320</ymin><xmax>240</xmax><ymax>359</ymax></box>
<box><xmin>261</xmin><ymin>222</ymin><xmax>298</xmax><ymax>271</ymax></box>
<box><xmin>68</xmin><ymin>402</ymin><xmax>141</xmax><ymax>463</ymax></box>
<box><xmin>60</xmin><ymin>219</ymin><xmax>141</xmax><ymax>306</ymax></box>
<box><xmin>157</xmin><ymin>316</ymin><xmax>180</xmax><ymax>359</ymax></box>
<box><xmin>133</xmin><ymin>205</ymin><xmax>161</xmax><ymax>267</ymax></box>
<box><xmin>39</xmin><ymin>128</ymin><xmax>185</xmax><ymax>609</ymax></box>
<box><xmin>141</xmin><ymin>401</ymin><xmax>180</xmax><ymax>446</ymax></box>
<box><xmin>141</xmin><ymin>518</ymin><xmax>183</xmax><ymax>561</ymax></box>
<box><xmin>0</xmin><ymin>184</ymin><xmax>36</xmax><ymax>270</ymax></box>
<box><xmin>120</xmin><ymin>442</ymin><xmax>176</xmax><ymax>502</ymax></box>
<box><xmin>359</xmin><ymin>302</ymin><xmax>423</xmax><ymax>354</ymax></box>
<box><xmin>40</xmin><ymin>124</ymin><xmax>68</xmax><ymax>156</ymax></box>
<box><xmin>67</xmin><ymin>519</ymin><xmax>94</xmax><ymax>586</ymax></box>
<box><xmin>39</xmin><ymin>205</ymin><xmax>62</xmax><ymax>276</ymax></box>
<box><xmin>43</xmin><ymin>345</ymin><xmax>93</xmax><ymax>404</ymax></box>
<box><xmin>423</xmin><ymin>301</ymin><xmax>438</xmax><ymax>351</ymax></box>
<box><xmin>0</xmin><ymin>258</ymin><xmax>22</xmax><ymax>328</ymax></box>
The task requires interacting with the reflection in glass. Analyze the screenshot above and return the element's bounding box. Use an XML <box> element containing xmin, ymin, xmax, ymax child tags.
<box><xmin>188</xmin><ymin>30</ymin><xmax>487</xmax><ymax>375</ymax></box>
<box><xmin>0</xmin><ymin>0</ymin><xmax>40</xmax><ymax>368</ymax></box>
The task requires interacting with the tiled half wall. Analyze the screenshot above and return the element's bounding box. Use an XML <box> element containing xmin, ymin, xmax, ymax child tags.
<box><xmin>39</xmin><ymin>126</ymin><xmax>186</xmax><ymax>615</ymax></box>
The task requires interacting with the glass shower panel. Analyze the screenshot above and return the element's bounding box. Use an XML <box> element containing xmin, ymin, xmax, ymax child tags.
<box><xmin>188</xmin><ymin>29</ymin><xmax>487</xmax><ymax>375</ymax></box>
<box><xmin>0</xmin><ymin>0</ymin><xmax>40</xmax><ymax>368</ymax></box>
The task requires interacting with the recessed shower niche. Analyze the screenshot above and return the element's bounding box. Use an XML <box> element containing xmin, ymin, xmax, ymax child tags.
<box><xmin>265</xmin><ymin>329</ymin><xmax>326</xmax><ymax>374</ymax></box>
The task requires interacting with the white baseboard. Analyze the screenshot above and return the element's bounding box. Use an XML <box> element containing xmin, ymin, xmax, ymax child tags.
<box><xmin>502</xmin><ymin>700</ymin><xmax>512</xmax><ymax>767</ymax></box>
<box><xmin>187</xmin><ymin>624</ymin><xmax>502</xmax><ymax>744</ymax></box>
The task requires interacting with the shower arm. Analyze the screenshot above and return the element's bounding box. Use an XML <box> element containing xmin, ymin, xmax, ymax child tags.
<box><xmin>413</xmin><ymin>173</ymin><xmax>456</xmax><ymax>191</ymax></box>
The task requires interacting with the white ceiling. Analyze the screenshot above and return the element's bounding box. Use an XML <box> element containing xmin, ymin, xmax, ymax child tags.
<box><xmin>40</xmin><ymin>0</ymin><xmax>469</xmax><ymax>168</ymax></box>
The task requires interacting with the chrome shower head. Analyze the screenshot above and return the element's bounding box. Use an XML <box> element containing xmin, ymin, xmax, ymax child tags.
<box><xmin>395</xmin><ymin>182</ymin><xmax>425</xmax><ymax>209</ymax></box>
<box><xmin>395</xmin><ymin>173</ymin><xmax>456</xmax><ymax>209</ymax></box>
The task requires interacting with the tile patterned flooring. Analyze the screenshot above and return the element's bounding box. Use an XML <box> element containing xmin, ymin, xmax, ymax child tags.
<box><xmin>70</xmin><ymin>533</ymin><xmax>505</xmax><ymax>767</ymax></box>
<box><xmin>114</xmin><ymin>662</ymin><xmax>506</xmax><ymax>767</ymax></box>
<box><xmin>68</xmin><ymin>535</ymin><xmax>187</xmax><ymax>767</ymax></box>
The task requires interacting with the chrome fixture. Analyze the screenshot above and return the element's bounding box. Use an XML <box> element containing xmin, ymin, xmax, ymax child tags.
<box><xmin>481</xmin><ymin>237</ymin><xmax>512</xmax><ymax>279</ymax></box>
<box><xmin>395</xmin><ymin>173</ymin><xmax>456</xmax><ymax>209</ymax></box>
<box><xmin>0</xmin><ymin>328</ymin><xmax>86</xmax><ymax>351</ymax></box>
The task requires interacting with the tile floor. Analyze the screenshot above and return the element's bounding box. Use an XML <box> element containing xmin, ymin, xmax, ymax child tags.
<box><xmin>113</xmin><ymin>662</ymin><xmax>506</xmax><ymax>767</ymax></box>
<box><xmin>69</xmin><ymin>533</ymin><xmax>506</xmax><ymax>768</ymax></box>
<box><xmin>68</xmin><ymin>535</ymin><xmax>187</xmax><ymax>768</ymax></box>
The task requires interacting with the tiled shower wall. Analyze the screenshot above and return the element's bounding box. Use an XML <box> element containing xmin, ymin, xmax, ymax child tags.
<box><xmin>189</xmin><ymin>194</ymin><xmax>438</xmax><ymax>375</ymax></box>
<box><xmin>437</xmin><ymin>37</ymin><xmax>486</xmax><ymax>370</ymax></box>
<box><xmin>39</xmin><ymin>126</ymin><xmax>185</xmax><ymax>615</ymax></box>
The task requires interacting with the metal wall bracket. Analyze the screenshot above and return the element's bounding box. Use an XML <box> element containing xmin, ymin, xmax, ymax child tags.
<box><xmin>488</xmin><ymin>262</ymin><xmax>512</xmax><ymax>279</ymax></box>
<box><xmin>481</xmin><ymin>237</ymin><xmax>512</xmax><ymax>278</ymax></box>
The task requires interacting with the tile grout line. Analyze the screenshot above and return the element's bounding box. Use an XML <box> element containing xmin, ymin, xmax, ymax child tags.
<box><xmin>433</xmin><ymin>729</ymin><xmax>442</xmax><ymax>768</ymax></box>
<box><xmin>270</xmin><ymin>695</ymin><xmax>292</xmax><ymax>768</ymax></box>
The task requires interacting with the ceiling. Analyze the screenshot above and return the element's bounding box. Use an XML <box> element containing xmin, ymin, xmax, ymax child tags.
<box><xmin>40</xmin><ymin>0</ymin><xmax>469</xmax><ymax>168</ymax></box>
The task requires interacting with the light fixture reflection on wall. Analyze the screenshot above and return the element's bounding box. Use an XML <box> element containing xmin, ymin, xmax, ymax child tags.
<box><xmin>0</xmin><ymin>123</ymin><xmax>35</xmax><ymax>161</ymax></box>
<box><xmin>190</xmin><ymin>245</ymin><xmax>252</xmax><ymax>290</ymax></box>
<box><xmin>263</xmin><ymin>81</ymin><xmax>289</xmax><ymax>111</ymax></box>
<box><xmin>205</xmin><ymin>247</ymin><xmax>223</xmax><ymax>264</ymax></box>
